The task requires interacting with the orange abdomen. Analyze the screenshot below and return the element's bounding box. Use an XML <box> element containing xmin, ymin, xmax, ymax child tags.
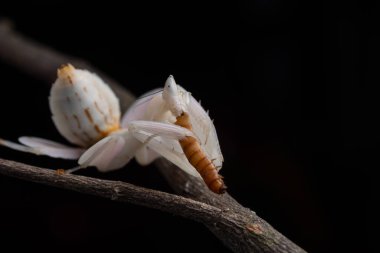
<box><xmin>175</xmin><ymin>112</ymin><xmax>226</xmax><ymax>194</ymax></box>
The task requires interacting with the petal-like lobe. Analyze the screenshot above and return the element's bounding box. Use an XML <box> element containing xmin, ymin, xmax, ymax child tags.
<box><xmin>0</xmin><ymin>136</ymin><xmax>84</xmax><ymax>159</ymax></box>
<box><xmin>78</xmin><ymin>129</ymin><xmax>142</xmax><ymax>172</ymax></box>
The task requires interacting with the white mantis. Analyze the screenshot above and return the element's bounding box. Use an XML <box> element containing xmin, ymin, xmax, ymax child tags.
<box><xmin>0</xmin><ymin>64</ymin><xmax>225</xmax><ymax>193</ymax></box>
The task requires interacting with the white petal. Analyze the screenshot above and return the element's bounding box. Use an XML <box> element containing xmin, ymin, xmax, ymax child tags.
<box><xmin>121</xmin><ymin>88</ymin><xmax>163</xmax><ymax>125</ymax></box>
<box><xmin>187</xmin><ymin>95</ymin><xmax>224</xmax><ymax>170</ymax></box>
<box><xmin>129</xmin><ymin>122</ymin><xmax>200</xmax><ymax>178</ymax></box>
<box><xmin>135</xmin><ymin>146</ymin><xmax>160</xmax><ymax>165</ymax></box>
<box><xmin>128</xmin><ymin>121</ymin><xmax>195</xmax><ymax>140</ymax></box>
<box><xmin>0</xmin><ymin>137</ymin><xmax>84</xmax><ymax>160</ymax></box>
<box><xmin>78</xmin><ymin>129</ymin><xmax>141</xmax><ymax>172</ymax></box>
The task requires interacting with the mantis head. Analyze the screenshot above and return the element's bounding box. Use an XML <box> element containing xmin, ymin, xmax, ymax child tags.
<box><xmin>162</xmin><ymin>75</ymin><xmax>183</xmax><ymax>117</ymax></box>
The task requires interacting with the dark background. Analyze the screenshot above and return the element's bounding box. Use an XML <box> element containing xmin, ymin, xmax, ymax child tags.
<box><xmin>0</xmin><ymin>2</ymin><xmax>373</xmax><ymax>252</ymax></box>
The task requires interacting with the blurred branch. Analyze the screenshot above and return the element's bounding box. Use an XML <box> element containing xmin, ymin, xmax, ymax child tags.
<box><xmin>0</xmin><ymin>19</ymin><xmax>134</xmax><ymax>112</ymax></box>
<box><xmin>0</xmin><ymin>20</ymin><xmax>306</xmax><ymax>253</ymax></box>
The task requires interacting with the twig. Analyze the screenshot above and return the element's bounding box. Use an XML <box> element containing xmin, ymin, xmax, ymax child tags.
<box><xmin>0</xmin><ymin>20</ymin><xmax>306</xmax><ymax>253</ymax></box>
<box><xmin>0</xmin><ymin>158</ymin><xmax>222</xmax><ymax>223</ymax></box>
<box><xmin>0</xmin><ymin>20</ymin><xmax>134</xmax><ymax>112</ymax></box>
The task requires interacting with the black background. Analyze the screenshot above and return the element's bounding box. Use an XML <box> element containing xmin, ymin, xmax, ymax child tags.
<box><xmin>0</xmin><ymin>2</ymin><xmax>373</xmax><ymax>252</ymax></box>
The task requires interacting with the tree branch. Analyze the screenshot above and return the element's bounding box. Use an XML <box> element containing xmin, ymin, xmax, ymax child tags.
<box><xmin>0</xmin><ymin>20</ymin><xmax>134</xmax><ymax>112</ymax></box>
<box><xmin>0</xmin><ymin>20</ymin><xmax>306</xmax><ymax>253</ymax></box>
<box><xmin>0</xmin><ymin>158</ymin><xmax>222</xmax><ymax>224</ymax></box>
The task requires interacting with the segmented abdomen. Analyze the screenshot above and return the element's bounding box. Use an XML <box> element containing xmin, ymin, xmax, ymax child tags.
<box><xmin>49</xmin><ymin>64</ymin><xmax>120</xmax><ymax>147</ymax></box>
<box><xmin>175</xmin><ymin>112</ymin><xmax>226</xmax><ymax>194</ymax></box>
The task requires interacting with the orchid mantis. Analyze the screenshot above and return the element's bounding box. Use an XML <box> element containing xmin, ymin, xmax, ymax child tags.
<box><xmin>0</xmin><ymin>64</ymin><xmax>226</xmax><ymax>193</ymax></box>
<box><xmin>122</xmin><ymin>76</ymin><xmax>225</xmax><ymax>193</ymax></box>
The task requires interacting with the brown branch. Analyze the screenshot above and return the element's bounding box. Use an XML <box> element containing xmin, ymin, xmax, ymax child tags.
<box><xmin>0</xmin><ymin>20</ymin><xmax>306</xmax><ymax>253</ymax></box>
<box><xmin>0</xmin><ymin>158</ymin><xmax>222</xmax><ymax>224</ymax></box>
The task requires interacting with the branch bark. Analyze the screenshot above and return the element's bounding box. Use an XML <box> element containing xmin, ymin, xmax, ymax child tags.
<box><xmin>0</xmin><ymin>20</ymin><xmax>306</xmax><ymax>253</ymax></box>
